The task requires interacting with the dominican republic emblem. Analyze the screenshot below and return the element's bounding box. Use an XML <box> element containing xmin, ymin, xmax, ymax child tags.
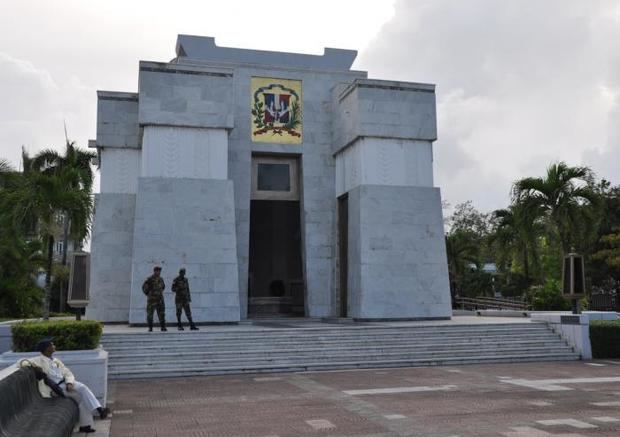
<box><xmin>251</xmin><ymin>77</ymin><xmax>302</xmax><ymax>144</ymax></box>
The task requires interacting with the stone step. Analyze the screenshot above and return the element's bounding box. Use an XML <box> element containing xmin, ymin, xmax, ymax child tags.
<box><xmin>108</xmin><ymin>345</ymin><xmax>575</xmax><ymax>366</ymax></box>
<box><xmin>101</xmin><ymin>324</ymin><xmax>547</xmax><ymax>341</ymax></box>
<box><xmin>102</xmin><ymin>334</ymin><xmax>561</xmax><ymax>351</ymax></box>
<box><xmin>101</xmin><ymin>327</ymin><xmax>552</xmax><ymax>345</ymax></box>
<box><xmin>108</xmin><ymin>342</ymin><xmax>576</xmax><ymax>365</ymax></box>
<box><xmin>102</xmin><ymin>322</ymin><xmax>545</xmax><ymax>334</ymax></box>
<box><xmin>105</xmin><ymin>338</ymin><xmax>569</xmax><ymax>359</ymax></box>
<box><xmin>108</xmin><ymin>352</ymin><xmax>580</xmax><ymax>379</ymax></box>
<box><xmin>101</xmin><ymin>329</ymin><xmax>552</xmax><ymax>344</ymax></box>
<box><xmin>102</xmin><ymin>322</ymin><xmax>578</xmax><ymax>379</ymax></box>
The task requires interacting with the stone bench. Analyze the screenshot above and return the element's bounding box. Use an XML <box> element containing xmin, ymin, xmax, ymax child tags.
<box><xmin>0</xmin><ymin>367</ymin><xmax>78</xmax><ymax>437</ymax></box>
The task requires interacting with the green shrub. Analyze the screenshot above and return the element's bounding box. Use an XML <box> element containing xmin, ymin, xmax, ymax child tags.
<box><xmin>590</xmin><ymin>320</ymin><xmax>620</xmax><ymax>358</ymax></box>
<box><xmin>11</xmin><ymin>320</ymin><xmax>102</xmax><ymax>352</ymax></box>
<box><xmin>529</xmin><ymin>279</ymin><xmax>571</xmax><ymax>311</ymax></box>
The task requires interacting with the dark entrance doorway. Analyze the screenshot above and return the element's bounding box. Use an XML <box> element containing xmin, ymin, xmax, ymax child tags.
<box><xmin>248</xmin><ymin>156</ymin><xmax>304</xmax><ymax>317</ymax></box>
<box><xmin>338</xmin><ymin>194</ymin><xmax>348</xmax><ymax>317</ymax></box>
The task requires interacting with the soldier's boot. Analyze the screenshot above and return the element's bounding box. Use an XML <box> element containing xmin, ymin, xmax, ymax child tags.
<box><xmin>160</xmin><ymin>321</ymin><xmax>167</xmax><ymax>332</ymax></box>
<box><xmin>188</xmin><ymin>316</ymin><xmax>199</xmax><ymax>331</ymax></box>
<box><xmin>177</xmin><ymin>315</ymin><xmax>184</xmax><ymax>331</ymax></box>
<box><xmin>148</xmin><ymin>320</ymin><xmax>153</xmax><ymax>332</ymax></box>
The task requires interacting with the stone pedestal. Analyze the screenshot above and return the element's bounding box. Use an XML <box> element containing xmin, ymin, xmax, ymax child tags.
<box><xmin>0</xmin><ymin>349</ymin><xmax>109</xmax><ymax>405</ymax></box>
<box><xmin>128</xmin><ymin>177</ymin><xmax>241</xmax><ymax>324</ymax></box>
<box><xmin>333</xmin><ymin>79</ymin><xmax>451</xmax><ymax>320</ymax></box>
<box><xmin>346</xmin><ymin>185</ymin><xmax>451</xmax><ymax>319</ymax></box>
<box><xmin>86</xmin><ymin>193</ymin><xmax>136</xmax><ymax>322</ymax></box>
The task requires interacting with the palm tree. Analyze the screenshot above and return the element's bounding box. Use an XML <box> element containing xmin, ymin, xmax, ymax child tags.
<box><xmin>0</xmin><ymin>209</ymin><xmax>44</xmax><ymax>317</ymax></box>
<box><xmin>32</xmin><ymin>141</ymin><xmax>95</xmax><ymax>312</ymax></box>
<box><xmin>3</xmin><ymin>149</ymin><xmax>92</xmax><ymax>319</ymax></box>
<box><xmin>491</xmin><ymin>199</ymin><xmax>544</xmax><ymax>283</ymax></box>
<box><xmin>512</xmin><ymin>162</ymin><xmax>599</xmax><ymax>254</ymax></box>
<box><xmin>446</xmin><ymin>231</ymin><xmax>480</xmax><ymax>299</ymax></box>
<box><xmin>0</xmin><ymin>158</ymin><xmax>12</xmax><ymax>175</ymax></box>
<box><xmin>32</xmin><ymin>140</ymin><xmax>96</xmax><ymax>244</ymax></box>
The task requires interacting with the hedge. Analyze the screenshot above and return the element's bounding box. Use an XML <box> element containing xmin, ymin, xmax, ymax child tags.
<box><xmin>590</xmin><ymin>320</ymin><xmax>620</xmax><ymax>359</ymax></box>
<box><xmin>11</xmin><ymin>320</ymin><xmax>103</xmax><ymax>352</ymax></box>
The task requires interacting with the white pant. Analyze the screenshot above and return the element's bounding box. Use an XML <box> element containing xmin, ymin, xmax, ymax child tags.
<box><xmin>62</xmin><ymin>381</ymin><xmax>101</xmax><ymax>427</ymax></box>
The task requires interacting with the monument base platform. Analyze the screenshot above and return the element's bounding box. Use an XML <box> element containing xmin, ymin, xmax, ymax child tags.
<box><xmin>100</xmin><ymin>316</ymin><xmax>579</xmax><ymax>379</ymax></box>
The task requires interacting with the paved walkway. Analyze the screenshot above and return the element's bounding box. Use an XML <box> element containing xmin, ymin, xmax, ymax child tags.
<box><xmin>73</xmin><ymin>420</ymin><xmax>110</xmax><ymax>437</ymax></box>
<box><xmin>106</xmin><ymin>360</ymin><xmax>620</xmax><ymax>436</ymax></box>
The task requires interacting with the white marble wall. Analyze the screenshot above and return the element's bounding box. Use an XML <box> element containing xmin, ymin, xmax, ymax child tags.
<box><xmin>138</xmin><ymin>62</ymin><xmax>234</xmax><ymax>129</ymax></box>
<box><xmin>100</xmin><ymin>148</ymin><xmax>141</xmax><ymax>194</ymax></box>
<box><xmin>335</xmin><ymin>138</ymin><xmax>433</xmax><ymax>197</ymax></box>
<box><xmin>332</xmin><ymin>79</ymin><xmax>437</xmax><ymax>153</ymax></box>
<box><xmin>128</xmin><ymin>177</ymin><xmax>241</xmax><ymax>324</ymax></box>
<box><xmin>96</xmin><ymin>92</ymin><xmax>140</xmax><ymax>148</ymax></box>
<box><xmin>346</xmin><ymin>185</ymin><xmax>451</xmax><ymax>320</ymax></box>
<box><xmin>87</xmin><ymin>193</ymin><xmax>136</xmax><ymax>322</ymax></box>
<box><xmin>531</xmin><ymin>311</ymin><xmax>619</xmax><ymax>360</ymax></box>
<box><xmin>141</xmin><ymin>126</ymin><xmax>228</xmax><ymax>179</ymax></box>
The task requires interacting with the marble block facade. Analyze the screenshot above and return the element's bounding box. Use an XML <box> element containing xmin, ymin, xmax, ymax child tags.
<box><xmin>86</xmin><ymin>35</ymin><xmax>451</xmax><ymax>323</ymax></box>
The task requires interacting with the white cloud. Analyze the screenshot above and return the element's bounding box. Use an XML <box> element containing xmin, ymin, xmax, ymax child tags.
<box><xmin>0</xmin><ymin>0</ymin><xmax>395</xmax><ymax>168</ymax></box>
<box><xmin>358</xmin><ymin>0</ymin><xmax>620</xmax><ymax>212</ymax></box>
<box><xmin>2</xmin><ymin>0</ymin><xmax>618</xmax><ymax>216</ymax></box>
<box><xmin>0</xmin><ymin>52</ymin><xmax>95</xmax><ymax>167</ymax></box>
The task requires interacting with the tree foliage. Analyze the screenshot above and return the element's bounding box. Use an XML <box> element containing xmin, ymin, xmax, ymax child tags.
<box><xmin>446</xmin><ymin>162</ymin><xmax>618</xmax><ymax>306</ymax></box>
<box><xmin>0</xmin><ymin>160</ymin><xmax>44</xmax><ymax>317</ymax></box>
<box><xmin>512</xmin><ymin>162</ymin><xmax>600</xmax><ymax>254</ymax></box>
<box><xmin>593</xmin><ymin>230</ymin><xmax>620</xmax><ymax>270</ymax></box>
<box><xmin>0</xmin><ymin>142</ymin><xmax>94</xmax><ymax>319</ymax></box>
<box><xmin>445</xmin><ymin>230</ymin><xmax>480</xmax><ymax>297</ymax></box>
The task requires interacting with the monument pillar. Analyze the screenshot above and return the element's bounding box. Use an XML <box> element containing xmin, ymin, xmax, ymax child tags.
<box><xmin>332</xmin><ymin>80</ymin><xmax>451</xmax><ymax>320</ymax></box>
<box><xmin>87</xmin><ymin>92</ymin><xmax>141</xmax><ymax>322</ymax></box>
<box><xmin>127</xmin><ymin>62</ymin><xmax>240</xmax><ymax>324</ymax></box>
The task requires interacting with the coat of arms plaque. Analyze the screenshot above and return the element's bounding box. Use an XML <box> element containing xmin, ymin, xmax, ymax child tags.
<box><xmin>251</xmin><ymin>77</ymin><xmax>302</xmax><ymax>144</ymax></box>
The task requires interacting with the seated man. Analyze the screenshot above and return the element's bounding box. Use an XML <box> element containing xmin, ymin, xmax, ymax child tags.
<box><xmin>19</xmin><ymin>338</ymin><xmax>109</xmax><ymax>434</ymax></box>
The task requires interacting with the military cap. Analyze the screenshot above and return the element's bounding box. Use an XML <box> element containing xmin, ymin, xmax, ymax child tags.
<box><xmin>36</xmin><ymin>337</ymin><xmax>54</xmax><ymax>353</ymax></box>
<box><xmin>153</xmin><ymin>266</ymin><xmax>162</xmax><ymax>271</ymax></box>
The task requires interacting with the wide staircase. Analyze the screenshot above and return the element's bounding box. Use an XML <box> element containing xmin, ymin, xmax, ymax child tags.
<box><xmin>101</xmin><ymin>321</ymin><xmax>580</xmax><ymax>379</ymax></box>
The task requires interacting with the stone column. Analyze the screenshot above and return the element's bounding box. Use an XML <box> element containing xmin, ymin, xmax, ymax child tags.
<box><xmin>332</xmin><ymin>80</ymin><xmax>451</xmax><ymax>320</ymax></box>
<box><xmin>127</xmin><ymin>62</ymin><xmax>240</xmax><ymax>324</ymax></box>
<box><xmin>128</xmin><ymin>126</ymin><xmax>240</xmax><ymax>323</ymax></box>
<box><xmin>87</xmin><ymin>92</ymin><xmax>141</xmax><ymax>322</ymax></box>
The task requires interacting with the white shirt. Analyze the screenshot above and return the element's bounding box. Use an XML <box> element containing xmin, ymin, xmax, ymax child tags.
<box><xmin>43</xmin><ymin>355</ymin><xmax>65</xmax><ymax>384</ymax></box>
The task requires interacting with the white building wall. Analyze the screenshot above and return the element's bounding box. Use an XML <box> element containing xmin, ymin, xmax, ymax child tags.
<box><xmin>335</xmin><ymin>138</ymin><xmax>433</xmax><ymax>197</ymax></box>
<box><xmin>128</xmin><ymin>125</ymin><xmax>240</xmax><ymax>324</ymax></box>
<box><xmin>100</xmin><ymin>148</ymin><xmax>141</xmax><ymax>194</ymax></box>
<box><xmin>141</xmin><ymin>126</ymin><xmax>228</xmax><ymax>180</ymax></box>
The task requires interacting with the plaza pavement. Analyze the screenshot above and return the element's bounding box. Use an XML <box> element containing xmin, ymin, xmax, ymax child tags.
<box><xmin>103</xmin><ymin>360</ymin><xmax>620</xmax><ymax>437</ymax></box>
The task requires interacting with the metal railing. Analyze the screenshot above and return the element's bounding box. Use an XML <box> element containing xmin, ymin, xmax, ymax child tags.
<box><xmin>589</xmin><ymin>293</ymin><xmax>620</xmax><ymax>312</ymax></box>
<box><xmin>454</xmin><ymin>296</ymin><xmax>531</xmax><ymax>311</ymax></box>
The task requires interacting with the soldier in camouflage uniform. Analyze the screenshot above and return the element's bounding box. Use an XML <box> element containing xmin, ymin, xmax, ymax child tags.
<box><xmin>171</xmin><ymin>268</ymin><xmax>198</xmax><ymax>331</ymax></box>
<box><xmin>142</xmin><ymin>266</ymin><xmax>167</xmax><ymax>332</ymax></box>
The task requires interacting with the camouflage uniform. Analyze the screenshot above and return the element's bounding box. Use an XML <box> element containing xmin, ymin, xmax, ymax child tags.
<box><xmin>142</xmin><ymin>274</ymin><xmax>166</xmax><ymax>331</ymax></box>
<box><xmin>171</xmin><ymin>271</ymin><xmax>198</xmax><ymax>330</ymax></box>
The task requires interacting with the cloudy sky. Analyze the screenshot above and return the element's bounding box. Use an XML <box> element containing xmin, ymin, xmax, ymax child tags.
<box><xmin>1</xmin><ymin>0</ymin><xmax>619</xmax><ymax>213</ymax></box>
